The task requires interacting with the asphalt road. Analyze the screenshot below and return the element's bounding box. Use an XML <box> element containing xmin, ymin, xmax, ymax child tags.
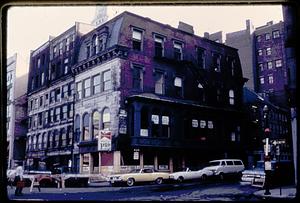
<box><xmin>7</xmin><ymin>179</ymin><xmax>261</xmax><ymax>201</ymax></box>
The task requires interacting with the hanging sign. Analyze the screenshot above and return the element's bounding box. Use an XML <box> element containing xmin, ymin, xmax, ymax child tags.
<box><xmin>151</xmin><ymin>115</ymin><xmax>159</xmax><ymax>124</ymax></box>
<box><xmin>192</xmin><ymin>119</ymin><xmax>198</xmax><ymax>128</ymax></box>
<box><xmin>98</xmin><ymin>130</ymin><xmax>112</xmax><ymax>151</ymax></box>
<box><xmin>162</xmin><ymin>116</ymin><xmax>169</xmax><ymax>125</ymax></box>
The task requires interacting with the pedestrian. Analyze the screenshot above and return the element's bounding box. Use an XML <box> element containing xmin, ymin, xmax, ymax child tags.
<box><xmin>14</xmin><ymin>165</ymin><xmax>24</xmax><ymax>196</ymax></box>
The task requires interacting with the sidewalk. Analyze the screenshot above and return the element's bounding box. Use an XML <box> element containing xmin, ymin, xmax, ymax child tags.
<box><xmin>253</xmin><ymin>186</ymin><xmax>296</xmax><ymax>200</ymax></box>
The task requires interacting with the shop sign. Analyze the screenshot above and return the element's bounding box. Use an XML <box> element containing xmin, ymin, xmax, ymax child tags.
<box><xmin>151</xmin><ymin>115</ymin><xmax>159</xmax><ymax>124</ymax></box>
<box><xmin>162</xmin><ymin>116</ymin><xmax>169</xmax><ymax>125</ymax></box>
<box><xmin>133</xmin><ymin>149</ymin><xmax>139</xmax><ymax>160</ymax></box>
<box><xmin>192</xmin><ymin>119</ymin><xmax>198</xmax><ymax>128</ymax></box>
<box><xmin>208</xmin><ymin>121</ymin><xmax>214</xmax><ymax>129</ymax></box>
<box><xmin>265</xmin><ymin>161</ymin><xmax>272</xmax><ymax>171</ymax></box>
<box><xmin>98</xmin><ymin>130</ymin><xmax>112</xmax><ymax>151</ymax></box>
<box><xmin>158</xmin><ymin>165</ymin><xmax>169</xmax><ymax>170</ymax></box>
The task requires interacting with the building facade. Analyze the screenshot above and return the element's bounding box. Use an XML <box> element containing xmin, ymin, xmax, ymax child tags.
<box><xmin>254</xmin><ymin>21</ymin><xmax>288</xmax><ymax>108</ymax></box>
<box><xmin>26</xmin><ymin>23</ymin><xmax>94</xmax><ymax>171</ymax></box>
<box><xmin>72</xmin><ymin>11</ymin><xmax>248</xmax><ymax>175</ymax></box>
<box><xmin>7</xmin><ymin>53</ymin><xmax>17</xmax><ymax>169</ymax></box>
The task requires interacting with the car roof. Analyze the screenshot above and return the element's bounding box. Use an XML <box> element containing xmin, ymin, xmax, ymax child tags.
<box><xmin>209</xmin><ymin>159</ymin><xmax>243</xmax><ymax>162</ymax></box>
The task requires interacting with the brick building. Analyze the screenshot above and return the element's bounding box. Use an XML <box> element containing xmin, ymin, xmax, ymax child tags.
<box><xmin>72</xmin><ymin>11</ymin><xmax>248</xmax><ymax>174</ymax></box>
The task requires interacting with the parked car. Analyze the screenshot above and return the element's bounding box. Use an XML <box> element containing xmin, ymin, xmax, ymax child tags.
<box><xmin>170</xmin><ymin>167</ymin><xmax>213</xmax><ymax>183</ymax></box>
<box><xmin>241</xmin><ymin>160</ymin><xmax>294</xmax><ymax>188</ymax></box>
<box><xmin>108</xmin><ymin>168</ymin><xmax>170</xmax><ymax>187</ymax></box>
<box><xmin>203</xmin><ymin>159</ymin><xmax>245</xmax><ymax>180</ymax></box>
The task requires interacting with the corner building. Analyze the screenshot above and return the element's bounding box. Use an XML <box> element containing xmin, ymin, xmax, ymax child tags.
<box><xmin>72</xmin><ymin>12</ymin><xmax>248</xmax><ymax>175</ymax></box>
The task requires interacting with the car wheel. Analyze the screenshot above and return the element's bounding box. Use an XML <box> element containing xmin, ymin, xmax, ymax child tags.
<box><xmin>177</xmin><ymin>176</ymin><xmax>184</xmax><ymax>183</ymax></box>
<box><xmin>127</xmin><ymin>178</ymin><xmax>135</xmax><ymax>187</ymax></box>
<box><xmin>219</xmin><ymin>173</ymin><xmax>225</xmax><ymax>181</ymax></box>
<box><xmin>155</xmin><ymin>177</ymin><xmax>163</xmax><ymax>185</ymax></box>
<box><xmin>201</xmin><ymin>174</ymin><xmax>207</xmax><ymax>181</ymax></box>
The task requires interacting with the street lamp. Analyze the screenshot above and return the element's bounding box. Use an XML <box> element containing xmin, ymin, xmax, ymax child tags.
<box><xmin>263</xmin><ymin>105</ymin><xmax>271</xmax><ymax>195</ymax></box>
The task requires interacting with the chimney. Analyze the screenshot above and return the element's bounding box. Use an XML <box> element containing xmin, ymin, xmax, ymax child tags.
<box><xmin>204</xmin><ymin>32</ymin><xmax>210</xmax><ymax>39</ymax></box>
<box><xmin>178</xmin><ymin>21</ymin><xmax>194</xmax><ymax>35</ymax></box>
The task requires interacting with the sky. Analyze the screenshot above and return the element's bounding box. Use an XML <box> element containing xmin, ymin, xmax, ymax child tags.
<box><xmin>7</xmin><ymin>5</ymin><xmax>283</xmax><ymax>77</ymax></box>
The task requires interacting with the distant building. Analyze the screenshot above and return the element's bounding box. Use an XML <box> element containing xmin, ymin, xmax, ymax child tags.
<box><xmin>226</xmin><ymin>20</ymin><xmax>255</xmax><ymax>90</ymax></box>
<box><xmin>254</xmin><ymin>21</ymin><xmax>288</xmax><ymax>108</ymax></box>
<box><xmin>243</xmin><ymin>87</ymin><xmax>292</xmax><ymax>169</ymax></box>
<box><xmin>26</xmin><ymin>22</ymin><xmax>94</xmax><ymax>171</ymax></box>
<box><xmin>7</xmin><ymin>53</ymin><xmax>17</xmax><ymax>169</ymax></box>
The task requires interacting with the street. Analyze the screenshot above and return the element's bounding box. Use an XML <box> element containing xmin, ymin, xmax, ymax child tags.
<box><xmin>7</xmin><ymin>180</ymin><xmax>261</xmax><ymax>201</ymax></box>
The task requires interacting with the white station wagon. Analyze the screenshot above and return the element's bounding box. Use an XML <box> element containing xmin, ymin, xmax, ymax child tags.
<box><xmin>203</xmin><ymin>159</ymin><xmax>245</xmax><ymax>180</ymax></box>
<box><xmin>170</xmin><ymin>167</ymin><xmax>213</xmax><ymax>182</ymax></box>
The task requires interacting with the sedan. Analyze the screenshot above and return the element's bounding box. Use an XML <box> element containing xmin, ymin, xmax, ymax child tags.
<box><xmin>170</xmin><ymin>167</ymin><xmax>214</xmax><ymax>183</ymax></box>
<box><xmin>108</xmin><ymin>168</ymin><xmax>170</xmax><ymax>187</ymax></box>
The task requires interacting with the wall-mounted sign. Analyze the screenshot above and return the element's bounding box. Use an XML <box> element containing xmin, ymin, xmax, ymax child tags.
<box><xmin>162</xmin><ymin>116</ymin><xmax>169</xmax><ymax>125</ymax></box>
<box><xmin>98</xmin><ymin>130</ymin><xmax>112</xmax><ymax>151</ymax></box>
<box><xmin>152</xmin><ymin>115</ymin><xmax>159</xmax><ymax>124</ymax></box>
<box><xmin>200</xmin><ymin>120</ymin><xmax>206</xmax><ymax>128</ymax></box>
<box><xmin>192</xmin><ymin>119</ymin><xmax>198</xmax><ymax>128</ymax></box>
<box><xmin>140</xmin><ymin>129</ymin><xmax>148</xmax><ymax>137</ymax></box>
<box><xmin>208</xmin><ymin>121</ymin><xmax>214</xmax><ymax>129</ymax></box>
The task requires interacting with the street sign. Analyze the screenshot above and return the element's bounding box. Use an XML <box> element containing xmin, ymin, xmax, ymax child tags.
<box><xmin>272</xmin><ymin>139</ymin><xmax>286</xmax><ymax>145</ymax></box>
<box><xmin>98</xmin><ymin>130</ymin><xmax>112</xmax><ymax>151</ymax></box>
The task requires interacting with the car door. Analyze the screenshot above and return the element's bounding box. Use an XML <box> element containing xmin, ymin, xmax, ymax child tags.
<box><xmin>225</xmin><ymin>161</ymin><xmax>234</xmax><ymax>173</ymax></box>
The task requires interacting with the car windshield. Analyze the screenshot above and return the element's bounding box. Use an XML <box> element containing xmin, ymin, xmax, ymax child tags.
<box><xmin>209</xmin><ymin>161</ymin><xmax>220</xmax><ymax>166</ymax></box>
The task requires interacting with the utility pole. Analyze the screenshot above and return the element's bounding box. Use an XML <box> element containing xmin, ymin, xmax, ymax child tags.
<box><xmin>263</xmin><ymin>105</ymin><xmax>271</xmax><ymax>195</ymax></box>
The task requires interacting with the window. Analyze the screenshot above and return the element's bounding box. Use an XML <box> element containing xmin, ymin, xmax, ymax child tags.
<box><xmin>45</xmin><ymin>93</ymin><xmax>49</xmax><ymax>106</ymax></box>
<box><xmin>38</xmin><ymin>113</ymin><xmax>43</xmax><ymax>126</ymax></box>
<box><xmin>75</xmin><ymin>115</ymin><xmax>80</xmax><ymax>142</ymax></box>
<box><xmin>41</xmin><ymin>72</ymin><xmax>45</xmax><ymax>85</ymax></box>
<box><xmin>162</xmin><ymin>114</ymin><xmax>170</xmax><ymax>138</ymax></box>
<box><xmin>33</xmin><ymin>135</ymin><xmax>37</xmax><ymax>150</ymax></box>
<box><xmin>229</xmin><ymin>89</ymin><xmax>235</xmax><ymax>105</ymax></box>
<box><xmin>273</xmin><ymin>30</ymin><xmax>280</xmax><ymax>38</ymax></box>
<box><xmin>66</xmin><ymin>37</ymin><xmax>70</xmax><ymax>51</ymax></box>
<box><xmin>212</xmin><ymin>53</ymin><xmax>221</xmax><ymax>72</ymax></box>
<box><xmin>154</xmin><ymin>35</ymin><xmax>164</xmax><ymax>57</ymax></box>
<box><xmin>54</xmin><ymin>130</ymin><xmax>60</xmax><ymax>148</ymax></box>
<box><xmin>68</xmin><ymin>103</ymin><xmax>74</xmax><ymax>118</ymax></box>
<box><xmin>259</xmin><ymin>63</ymin><xmax>264</xmax><ymax>71</ymax></box>
<box><xmin>231</xmin><ymin>132</ymin><xmax>236</xmax><ymax>142</ymax></box>
<box><xmin>64</xmin><ymin>58</ymin><xmax>69</xmax><ymax>74</ymax></box>
<box><xmin>266</xmin><ymin>47</ymin><xmax>272</xmax><ymax>55</ymax></box>
<box><xmin>132</xmin><ymin>66</ymin><xmax>143</xmax><ymax>90</ymax></box>
<box><xmin>31</xmin><ymin>77</ymin><xmax>35</xmax><ymax>90</ymax></box>
<box><xmin>174</xmin><ymin>77</ymin><xmax>183</xmax><ymax>97</ymax></box>
<box><xmin>43</xmin><ymin>133</ymin><xmax>47</xmax><ymax>149</ymax></box>
<box><xmin>102</xmin><ymin>108</ymin><xmax>111</xmax><ymax>130</ymax></box>
<box><xmin>92</xmin><ymin>111</ymin><xmax>100</xmax><ymax>139</ymax></box>
<box><xmin>50</xmin><ymin>91</ymin><xmax>55</xmax><ymax>103</ymax></box>
<box><xmin>268</xmin><ymin>75</ymin><xmax>274</xmax><ymax>84</ymax></box>
<box><xmin>275</xmin><ymin>59</ymin><xmax>282</xmax><ymax>67</ymax></box>
<box><xmin>216</xmin><ymin>89</ymin><xmax>221</xmax><ymax>102</ymax></box>
<box><xmin>44</xmin><ymin>111</ymin><xmax>48</xmax><ymax>125</ymax></box>
<box><xmin>50</xmin><ymin>109</ymin><xmax>54</xmax><ymax>123</ymax></box>
<box><xmin>62</xmin><ymin>105</ymin><xmax>68</xmax><ymax>119</ymax></box>
<box><xmin>267</xmin><ymin>61</ymin><xmax>273</xmax><ymax>69</ymax></box>
<box><xmin>37</xmin><ymin>57</ymin><xmax>41</xmax><ymax>68</ymax></box>
<box><xmin>59</xmin><ymin>42</ymin><xmax>63</xmax><ymax>55</ymax></box>
<box><xmin>103</xmin><ymin>70</ymin><xmax>111</xmax><ymax>91</ymax></box>
<box><xmin>92</xmin><ymin>74</ymin><xmax>101</xmax><ymax>94</ymax></box>
<box><xmin>39</xmin><ymin>96</ymin><xmax>43</xmax><ymax>107</ymax></box>
<box><xmin>67</xmin><ymin>126</ymin><xmax>73</xmax><ymax>145</ymax></box>
<box><xmin>132</xmin><ymin>29</ymin><xmax>143</xmax><ymax>51</ymax></box>
<box><xmin>258</xmin><ymin>49</ymin><xmax>263</xmax><ymax>56</ymax></box>
<box><xmin>34</xmin><ymin>98</ymin><xmax>38</xmax><ymax>109</ymax></box>
<box><xmin>53</xmin><ymin>46</ymin><xmax>57</xmax><ymax>57</ymax></box>
<box><xmin>83</xmin><ymin>78</ymin><xmax>91</xmax><ymax>98</ymax></box>
<box><xmin>62</xmin><ymin>84</ymin><xmax>68</xmax><ymax>99</ymax></box>
<box><xmin>265</xmin><ymin>33</ymin><xmax>271</xmax><ymax>40</ymax></box>
<box><xmin>197</xmin><ymin>48</ymin><xmax>205</xmax><ymax>69</ymax></box>
<box><xmin>51</xmin><ymin>64</ymin><xmax>56</xmax><ymax>80</ymax></box>
<box><xmin>83</xmin><ymin>113</ymin><xmax>90</xmax><ymax>141</ymax></box>
<box><xmin>38</xmin><ymin>134</ymin><xmax>42</xmax><ymax>149</ymax></box>
<box><xmin>260</xmin><ymin>77</ymin><xmax>265</xmax><ymax>84</ymax></box>
<box><xmin>61</xmin><ymin>128</ymin><xmax>67</xmax><ymax>146</ymax></box>
<box><xmin>86</xmin><ymin>46</ymin><xmax>90</xmax><ymax>58</ymax></box>
<box><xmin>173</xmin><ymin>41</ymin><xmax>183</xmax><ymax>60</ymax></box>
<box><xmin>55</xmin><ymin>107</ymin><xmax>60</xmax><ymax>122</ymax></box>
<box><xmin>151</xmin><ymin>110</ymin><xmax>160</xmax><ymax>137</ymax></box>
<box><xmin>154</xmin><ymin>71</ymin><xmax>165</xmax><ymax>95</ymax></box>
<box><xmin>69</xmin><ymin>83</ymin><xmax>74</xmax><ymax>96</ymax></box>
<box><xmin>55</xmin><ymin>88</ymin><xmax>60</xmax><ymax>102</ymax></box>
<box><xmin>140</xmin><ymin>107</ymin><xmax>149</xmax><ymax>136</ymax></box>
<box><xmin>76</xmin><ymin>82</ymin><xmax>82</xmax><ymax>100</ymax></box>
<box><xmin>256</xmin><ymin>35</ymin><xmax>261</xmax><ymax>42</ymax></box>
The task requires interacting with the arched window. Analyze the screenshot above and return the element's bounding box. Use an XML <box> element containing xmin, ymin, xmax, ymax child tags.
<box><xmin>83</xmin><ymin>113</ymin><xmax>90</xmax><ymax>140</ymax></box>
<box><xmin>102</xmin><ymin>108</ymin><xmax>110</xmax><ymax>130</ymax></box>
<box><xmin>38</xmin><ymin>134</ymin><xmax>42</xmax><ymax>149</ymax></box>
<box><xmin>74</xmin><ymin>115</ymin><xmax>80</xmax><ymax>142</ymax></box>
<box><xmin>92</xmin><ymin>111</ymin><xmax>100</xmax><ymax>139</ymax></box>
<box><xmin>229</xmin><ymin>90</ymin><xmax>235</xmax><ymax>105</ymax></box>
<box><xmin>92</xmin><ymin>35</ymin><xmax>97</xmax><ymax>55</ymax></box>
<box><xmin>67</xmin><ymin>126</ymin><xmax>73</xmax><ymax>146</ymax></box>
<box><xmin>33</xmin><ymin>135</ymin><xmax>37</xmax><ymax>150</ymax></box>
<box><xmin>28</xmin><ymin>136</ymin><xmax>32</xmax><ymax>150</ymax></box>
<box><xmin>48</xmin><ymin>131</ymin><xmax>53</xmax><ymax>148</ymax></box>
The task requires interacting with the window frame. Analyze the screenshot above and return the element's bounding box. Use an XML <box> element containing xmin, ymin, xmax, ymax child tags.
<box><xmin>132</xmin><ymin>28</ymin><xmax>143</xmax><ymax>51</ymax></box>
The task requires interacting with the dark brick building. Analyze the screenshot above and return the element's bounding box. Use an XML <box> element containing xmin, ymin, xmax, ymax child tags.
<box><xmin>72</xmin><ymin>11</ymin><xmax>248</xmax><ymax>174</ymax></box>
